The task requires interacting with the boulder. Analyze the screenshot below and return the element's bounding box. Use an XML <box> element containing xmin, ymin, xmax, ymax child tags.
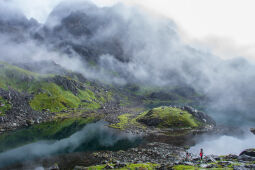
<box><xmin>183</xmin><ymin>106</ymin><xmax>216</xmax><ymax>126</ymax></box>
<box><xmin>138</xmin><ymin>117</ymin><xmax>162</xmax><ymax>127</ymax></box>
<box><xmin>239</xmin><ymin>148</ymin><xmax>255</xmax><ymax>157</ymax></box>
<box><xmin>49</xmin><ymin>163</ymin><xmax>59</xmax><ymax>170</ymax></box>
<box><xmin>104</xmin><ymin>164</ymin><xmax>114</xmax><ymax>169</ymax></box>
<box><xmin>250</xmin><ymin>128</ymin><xmax>255</xmax><ymax>135</ymax></box>
<box><xmin>238</xmin><ymin>155</ymin><xmax>255</xmax><ymax>161</ymax></box>
<box><xmin>114</xmin><ymin>163</ymin><xmax>126</xmax><ymax>168</ymax></box>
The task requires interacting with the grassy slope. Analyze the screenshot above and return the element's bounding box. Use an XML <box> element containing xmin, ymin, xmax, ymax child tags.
<box><xmin>0</xmin><ymin>61</ymin><xmax>49</xmax><ymax>91</ymax></box>
<box><xmin>0</xmin><ymin>61</ymin><xmax>109</xmax><ymax>113</ymax></box>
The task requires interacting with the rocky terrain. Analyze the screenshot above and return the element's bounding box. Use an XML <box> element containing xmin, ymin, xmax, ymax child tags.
<box><xmin>3</xmin><ymin>140</ymin><xmax>255</xmax><ymax>170</ymax></box>
<box><xmin>71</xmin><ymin>146</ymin><xmax>255</xmax><ymax>170</ymax></box>
<box><xmin>0</xmin><ymin>1</ymin><xmax>254</xmax><ymax>170</ymax></box>
<box><xmin>0</xmin><ymin>58</ymin><xmax>254</xmax><ymax>170</ymax></box>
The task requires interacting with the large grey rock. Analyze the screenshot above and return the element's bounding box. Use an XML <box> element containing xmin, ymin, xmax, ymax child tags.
<box><xmin>183</xmin><ymin>106</ymin><xmax>216</xmax><ymax>126</ymax></box>
<box><xmin>138</xmin><ymin>117</ymin><xmax>162</xmax><ymax>126</ymax></box>
<box><xmin>240</xmin><ymin>149</ymin><xmax>255</xmax><ymax>157</ymax></box>
<box><xmin>250</xmin><ymin>128</ymin><xmax>255</xmax><ymax>135</ymax></box>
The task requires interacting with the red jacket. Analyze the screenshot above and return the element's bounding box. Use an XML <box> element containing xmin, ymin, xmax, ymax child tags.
<box><xmin>200</xmin><ymin>152</ymin><xmax>203</xmax><ymax>157</ymax></box>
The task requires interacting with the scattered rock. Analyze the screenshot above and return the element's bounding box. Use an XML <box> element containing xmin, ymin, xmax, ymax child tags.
<box><xmin>73</xmin><ymin>166</ymin><xmax>88</xmax><ymax>170</ymax></box>
<box><xmin>49</xmin><ymin>163</ymin><xmax>59</xmax><ymax>170</ymax></box>
<box><xmin>104</xmin><ymin>164</ymin><xmax>114</xmax><ymax>169</ymax></box>
<box><xmin>233</xmin><ymin>165</ymin><xmax>249</xmax><ymax>170</ymax></box>
<box><xmin>238</xmin><ymin>154</ymin><xmax>255</xmax><ymax>161</ymax></box>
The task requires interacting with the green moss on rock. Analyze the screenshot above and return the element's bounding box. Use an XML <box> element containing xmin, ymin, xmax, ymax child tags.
<box><xmin>29</xmin><ymin>83</ymin><xmax>105</xmax><ymax>112</ymax></box>
<box><xmin>29</xmin><ymin>83</ymin><xmax>80</xmax><ymax>112</ymax></box>
<box><xmin>109</xmin><ymin>114</ymin><xmax>132</xmax><ymax>130</ymax></box>
<box><xmin>138</xmin><ymin>106</ymin><xmax>200</xmax><ymax>128</ymax></box>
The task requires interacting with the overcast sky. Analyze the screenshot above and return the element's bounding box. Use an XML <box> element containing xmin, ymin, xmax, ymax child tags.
<box><xmin>4</xmin><ymin>0</ymin><xmax>255</xmax><ymax>61</ymax></box>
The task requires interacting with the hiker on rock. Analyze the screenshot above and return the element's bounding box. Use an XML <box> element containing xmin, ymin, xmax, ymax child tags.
<box><xmin>200</xmin><ymin>148</ymin><xmax>203</xmax><ymax>160</ymax></box>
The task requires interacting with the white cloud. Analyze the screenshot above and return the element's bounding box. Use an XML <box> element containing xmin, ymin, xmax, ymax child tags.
<box><xmin>5</xmin><ymin>0</ymin><xmax>255</xmax><ymax>61</ymax></box>
<box><xmin>5</xmin><ymin>0</ymin><xmax>63</xmax><ymax>23</ymax></box>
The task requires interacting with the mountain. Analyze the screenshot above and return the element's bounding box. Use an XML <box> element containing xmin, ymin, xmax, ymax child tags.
<box><xmin>0</xmin><ymin>0</ymin><xmax>254</xmax><ymax>127</ymax></box>
<box><xmin>0</xmin><ymin>61</ymin><xmax>204</xmax><ymax>133</ymax></box>
<box><xmin>1</xmin><ymin>1</ymin><xmax>255</xmax><ymax>170</ymax></box>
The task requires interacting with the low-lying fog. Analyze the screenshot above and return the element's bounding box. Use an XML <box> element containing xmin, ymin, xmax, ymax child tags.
<box><xmin>189</xmin><ymin>130</ymin><xmax>255</xmax><ymax>156</ymax></box>
<box><xmin>0</xmin><ymin>121</ymin><xmax>140</xmax><ymax>168</ymax></box>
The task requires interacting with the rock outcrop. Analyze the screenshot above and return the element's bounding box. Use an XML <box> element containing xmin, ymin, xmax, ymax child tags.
<box><xmin>250</xmin><ymin>128</ymin><xmax>255</xmax><ymax>135</ymax></box>
<box><xmin>48</xmin><ymin>75</ymin><xmax>85</xmax><ymax>95</ymax></box>
<box><xmin>240</xmin><ymin>148</ymin><xmax>255</xmax><ymax>157</ymax></box>
<box><xmin>138</xmin><ymin>106</ymin><xmax>215</xmax><ymax>129</ymax></box>
<box><xmin>182</xmin><ymin>106</ymin><xmax>216</xmax><ymax>126</ymax></box>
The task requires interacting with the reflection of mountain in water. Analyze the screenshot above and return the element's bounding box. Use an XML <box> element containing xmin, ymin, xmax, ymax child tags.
<box><xmin>0</xmin><ymin>121</ymin><xmax>141</xmax><ymax>168</ymax></box>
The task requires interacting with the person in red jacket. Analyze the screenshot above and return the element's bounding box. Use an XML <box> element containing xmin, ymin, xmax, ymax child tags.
<box><xmin>200</xmin><ymin>148</ymin><xmax>203</xmax><ymax>160</ymax></box>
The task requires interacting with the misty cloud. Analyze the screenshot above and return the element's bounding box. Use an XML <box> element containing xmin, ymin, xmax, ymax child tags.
<box><xmin>0</xmin><ymin>0</ymin><xmax>255</xmax><ymax>125</ymax></box>
<box><xmin>189</xmin><ymin>130</ymin><xmax>255</xmax><ymax>155</ymax></box>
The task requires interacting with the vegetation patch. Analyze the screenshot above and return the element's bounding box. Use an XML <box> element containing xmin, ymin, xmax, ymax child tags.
<box><xmin>30</xmin><ymin>83</ymin><xmax>80</xmax><ymax>112</ymax></box>
<box><xmin>137</xmin><ymin>106</ymin><xmax>200</xmax><ymax>128</ymax></box>
<box><xmin>0</xmin><ymin>61</ymin><xmax>51</xmax><ymax>92</ymax></box>
<box><xmin>109</xmin><ymin>112</ymin><xmax>148</xmax><ymax>130</ymax></box>
<box><xmin>0</xmin><ymin>62</ymin><xmax>109</xmax><ymax>113</ymax></box>
<box><xmin>109</xmin><ymin>114</ymin><xmax>132</xmax><ymax>130</ymax></box>
<box><xmin>86</xmin><ymin>163</ymin><xmax>159</xmax><ymax>170</ymax></box>
<box><xmin>29</xmin><ymin>83</ymin><xmax>106</xmax><ymax>112</ymax></box>
<box><xmin>0</xmin><ymin>96</ymin><xmax>11</xmax><ymax>116</ymax></box>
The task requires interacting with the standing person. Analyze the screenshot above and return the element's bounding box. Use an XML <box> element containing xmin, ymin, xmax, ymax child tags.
<box><xmin>200</xmin><ymin>148</ymin><xmax>203</xmax><ymax>160</ymax></box>
<box><xmin>186</xmin><ymin>151</ymin><xmax>189</xmax><ymax>161</ymax></box>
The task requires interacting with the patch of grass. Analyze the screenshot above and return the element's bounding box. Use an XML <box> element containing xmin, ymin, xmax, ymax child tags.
<box><xmin>30</xmin><ymin>83</ymin><xmax>80</xmax><ymax>112</ymax></box>
<box><xmin>78</xmin><ymin>89</ymin><xmax>102</xmax><ymax>110</ymax></box>
<box><xmin>30</xmin><ymin>83</ymin><xmax>106</xmax><ymax>112</ymax></box>
<box><xmin>109</xmin><ymin>112</ymin><xmax>148</xmax><ymax>130</ymax></box>
<box><xmin>173</xmin><ymin>165</ymin><xmax>197</xmax><ymax>170</ymax></box>
<box><xmin>87</xmin><ymin>163</ymin><xmax>159</xmax><ymax>170</ymax></box>
<box><xmin>0</xmin><ymin>117</ymin><xmax>95</xmax><ymax>152</ymax></box>
<box><xmin>109</xmin><ymin>114</ymin><xmax>132</xmax><ymax>130</ymax></box>
<box><xmin>0</xmin><ymin>96</ymin><xmax>11</xmax><ymax>116</ymax></box>
<box><xmin>0</xmin><ymin>61</ymin><xmax>52</xmax><ymax>92</ymax></box>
